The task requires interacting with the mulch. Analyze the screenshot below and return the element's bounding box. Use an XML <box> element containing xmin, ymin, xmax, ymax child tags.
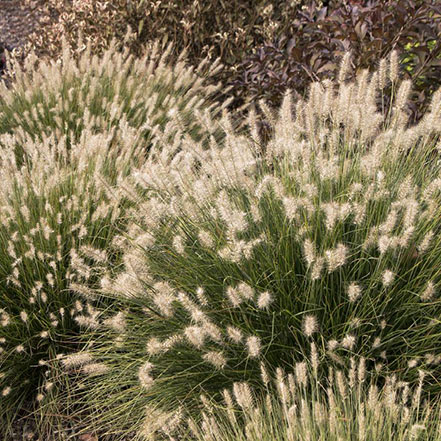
<box><xmin>0</xmin><ymin>0</ymin><xmax>46</xmax><ymax>47</ymax></box>
<box><xmin>0</xmin><ymin>0</ymin><xmax>48</xmax><ymax>75</ymax></box>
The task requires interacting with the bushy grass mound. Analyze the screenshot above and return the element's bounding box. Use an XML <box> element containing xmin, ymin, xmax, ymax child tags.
<box><xmin>159</xmin><ymin>355</ymin><xmax>439</xmax><ymax>441</ymax></box>
<box><xmin>172</xmin><ymin>358</ymin><xmax>441</xmax><ymax>441</ymax></box>
<box><xmin>0</xmin><ymin>38</ymin><xmax>223</xmax><ymax>149</ymax></box>
<box><xmin>0</xmin><ymin>40</ymin><xmax>219</xmax><ymax>436</ymax></box>
<box><xmin>61</xmin><ymin>55</ymin><xmax>441</xmax><ymax>438</ymax></box>
<box><xmin>0</xmin><ymin>130</ymin><xmax>135</xmax><ymax>427</ymax></box>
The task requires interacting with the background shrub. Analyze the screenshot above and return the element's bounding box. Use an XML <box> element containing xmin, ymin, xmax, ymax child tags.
<box><xmin>0</xmin><ymin>40</ymin><xmax>219</xmax><ymax>436</ymax></box>
<box><xmin>60</xmin><ymin>57</ymin><xmax>441</xmax><ymax>439</ymax></box>
<box><xmin>232</xmin><ymin>0</ymin><xmax>441</xmax><ymax>123</ymax></box>
<box><xmin>24</xmin><ymin>0</ymin><xmax>311</xmax><ymax>63</ymax></box>
<box><xmin>16</xmin><ymin>0</ymin><xmax>440</xmax><ymax>126</ymax></box>
<box><xmin>0</xmin><ymin>43</ymin><xmax>9</xmax><ymax>76</ymax></box>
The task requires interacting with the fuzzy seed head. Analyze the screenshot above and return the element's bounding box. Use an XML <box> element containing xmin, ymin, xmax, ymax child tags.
<box><xmin>152</xmin><ymin>282</ymin><xmax>175</xmax><ymax>317</ymax></box>
<box><xmin>227</xmin><ymin>326</ymin><xmax>243</xmax><ymax>344</ymax></box>
<box><xmin>198</xmin><ymin>230</ymin><xmax>214</xmax><ymax>248</ymax></box>
<box><xmin>325</xmin><ymin>243</ymin><xmax>348</xmax><ymax>272</ymax></box>
<box><xmin>378</xmin><ymin>58</ymin><xmax>387</xmax><ymax>89</ymax></box>
<box><xmin>246</xmin><ymin>336</ymin><xmax>261</xmax><ymax>358</ymax></box>
<box><xmin>146</xmin><ymin>338</ymin><xmax>164</xmax><ymax>355</ymax></box>
<box><xmin>226</xmin><ymin>286</ymin><xmax>242</xmax><ymax>307</ymax></box>
<box><xmin>420</xmin><ymin>281</ymin><xmax>436</xmax><ymax>302</ymax></box>
<box><xmin>237</xmin><ymin>282</ymin><xmax>254</xmax><ymax>301</ymax></box>
<box><xmin>303</xmin><ymin>239</ymin><xmax>315</xmax><ymax>267</ymax></box>
<box><xmin>184</xmin><ymin>326</ymin><xmax>206</xmax><ymax>348</ymax></box>
<box><xmin>257</xmin><ymin>291</ymin><xmax>273</xmax><ymax>309</ymax></box>
<box><xmin>233</xmin><ymin>382</ymin><xmax>254</xmax><ymax>410</ymax></box>
<box><xmin>260</xmin><ymin>362</ymin><xmax>270</xmax><ymax>386</ymax></box>
<box><xmin>195</xmin><ymin>287</ymin><xmax>208</xmax><ymax>306</ymax></box>
<box><xmin>2</xmin><ymin>387</ymin><xmax>11</xmax><ymax>396</ymax></box>
<box><xmin>327</xmin><ymin>339</ymin><xmax>339</xmax><ymax>351</ymax></box>
<box><xmin>382</xmin><ymin>270</ymin><xmax>395</xmax><ymax>287</ymax></box>
<box><xmin>338</xmin><ymin>52</ymin><xmax>351</xmax><ymax>84</ymax></box>
<box><xmin>138</xmin><ymin>361</ymin><xmax>155</xmax><ymax>390</ymax></box>
<box><xmin>172</xmin><ymin>235</ymin><xmax>185</xmax><ymax>254</ymax></box>
<box><xmin>103</xmin><ymin>312</ymin><xmax>126</xmax><ymax>333</ymax></box>
<box><xmin>341</xmin><ymin>334</ymin><xmax>356</xmax><ymax>350</ymax></box>
<box><xmin>347</xmin><ymin>282</ymin><xmax>362</xmax><ymax>302</ymax></box>
<box><xmin>302</xmin><ymin>314</ymin><xmax>318</xmax><ymax>337</ymax></box>
<box><xmin>82</xmin><ymin>363</ymin><xmax>109</xmax><ymax>376</ymax></box>
<box><xmin>389</xmin><ymin>50</ymin><xmax>399</xmax><ymax>83</ymax></box>
<box><xmin>62</xmin><ymin>352</ymin><xmax>93</xmax><ymax>369</ymax></box>
<box><xmin>295</xmin><ymin>362</ymin><xmax>308</xmax><ymax>386</ymax></box>
<box><xmin>202</xmin><ymin>351</ymin><xmax>227</xmax><ymax>369</ymax></box>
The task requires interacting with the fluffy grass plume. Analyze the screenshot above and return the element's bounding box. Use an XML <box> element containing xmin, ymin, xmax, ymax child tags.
<box><xmin>57</xmin><ymin>52</ymin><xmax>441</xmax><ymax>439</ymax></box>
<box><xmin>0</xmin><ymin>39</ymin><xmax>220</xmax><ymax>436</ymax></box>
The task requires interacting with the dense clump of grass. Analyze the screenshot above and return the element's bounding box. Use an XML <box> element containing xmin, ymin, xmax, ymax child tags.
<box><xmin>59</xmin><ymin>53</ymin><xmax>441</xmax><ymax>439</ymax></box>
<box><xmin>174</xmin><ymin>354</ymin><xmax>441</xmax><ymax>441</ymax></box>
<box><xmin>0</xmin><ymin>37</ymin><xmax>224</xmax><ymax>150</ymax></box>
<box><xmin>0</xmin><ymin>39</ymin><xmax>219</xmax><ymax>437</ymax></box>
<box><xmin>0</xmin><ymin>131</ymin><xmax>131</xmax><ymax>428</ymax></box>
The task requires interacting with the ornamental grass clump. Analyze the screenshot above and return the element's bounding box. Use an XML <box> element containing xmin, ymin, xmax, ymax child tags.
<box><xmin>0</xmin><ymin>36</ymin><xmax>224</xmax><ymax>151</ymax></box>
<box><xmin>170</xmin><ymin>355</ymin><xmax>440</xmax><ymax>441</ymax></box>
<box><xmin>0</xmin><ymin>130</ymin><xmax>139</xmax><ymax>432</ymax></box>
<box><xmin>64</xmin><ymin>53</ymin><xmax>441</xmax><ymax>438</ymax></box>
<box><xmin>0</xmin><ymin>40</ymin><xmax>220</xmax><ymax>436</ymax></box>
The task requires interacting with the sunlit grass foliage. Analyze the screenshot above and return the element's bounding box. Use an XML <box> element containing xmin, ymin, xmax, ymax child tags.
<box><xmin>176</xmin><ymin>355</ymin><xmax>441</xmax><ymax>441</ymax></box>
<box><xmin>57</xmin><ymin>53</ymin><xmax>441</xmax><ymax>439</ymax></box>
<box><xmin>0</xmin><ymin>37</ymin><xmax>224</xmax><ymax>149</ymax></box>
<box><xmin>0</xmin><ymin>39</ymin><xmax>219</xmax><ymax>436</ymax></box>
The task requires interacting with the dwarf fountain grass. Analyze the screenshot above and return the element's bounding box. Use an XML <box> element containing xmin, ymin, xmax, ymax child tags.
<box><xmin>59</xmin><ymin>53</ymin><xmax>441</xmax><ymax>438</ymax></box>
<box><xmin>177</xmin><ymin>357</ymin><xmax>441</xmax><ymax>441</ymax></box>
<box><xmin>0</xmin><ymin>35</ymin><xmax>226</xmax><ymax>154</ymax></box>
<box><xmin>0</xmin><ymin>131</ymin><xmax>134</xmax><ymax>433</ymax></box>
<box><xmin>71</xmin><ymin>348</ymin><xmax>441</xmax><ymax>441</ymax></box>
<box><xmin>0</xmin><ymin>45</ymin><xmax>220</xmax><ymax>437</ymax></box>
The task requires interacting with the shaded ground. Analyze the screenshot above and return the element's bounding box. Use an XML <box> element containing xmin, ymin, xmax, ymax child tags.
<box><xmin>0</xmin><ymin>0</ymin><xmax>45</xmax><ymax>48</ymax></box>
<box><xmin>0</xmin><ymin>0</ymin><xmax>48</xmax><ymax>75</ymax></box>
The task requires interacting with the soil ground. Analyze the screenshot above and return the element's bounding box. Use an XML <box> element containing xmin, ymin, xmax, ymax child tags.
<box><xmin>0</xmin><ymin>0</ymin><xmax>45</xmax><ymax>49</ymax></box>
